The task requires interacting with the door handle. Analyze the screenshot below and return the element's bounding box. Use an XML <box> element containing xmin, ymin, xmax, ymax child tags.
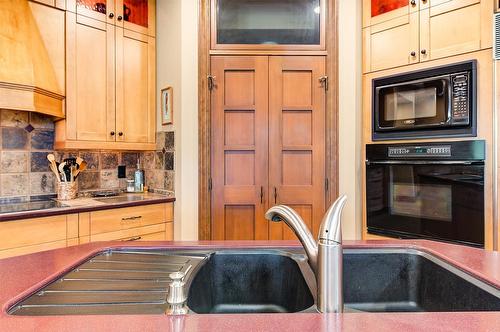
<box><xmin>274</xmin><ymin>187</ymin><xmax>278</xmax><ymax>204</ymax></box>
<box><xmin>260</xmin><ymin>186</ymin><xmax>264</xmax><ymax>204</ymax></box>
<box><xmin>318</xmin><ymin>76</ymin><xmax>328</xmax><ymax>91</ymax></box>
<box><xmin>123</xmin><ymin>236</ymin><xmax>142</xmax><ymax>242</ymax></box>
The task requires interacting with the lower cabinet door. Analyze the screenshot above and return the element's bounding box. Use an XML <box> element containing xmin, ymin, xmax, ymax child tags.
<box><xmin>0</xmin><ymin>240</ymin><xmax>67</xmax><ymax>260</ymax></box>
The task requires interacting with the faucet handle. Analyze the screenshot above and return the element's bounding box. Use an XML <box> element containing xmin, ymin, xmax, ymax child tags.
<box><xmin>319</xmin><ymin>195</ymin><xmax>347</xmax><ymax>244</ymax></box>
<box><xmin>167</xmin><ymin>272</ymin><xmax>187</xmax><ymax>304</ymax></box>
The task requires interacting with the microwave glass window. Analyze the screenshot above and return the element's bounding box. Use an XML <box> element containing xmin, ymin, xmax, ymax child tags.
<box><xmin>216</xmin><ymin>0</ymin><xmax>321</xmax><ymax>45</ymax></box>
<box><xmin>384</xmin><ymin>87</ymin><xmax>437</xmax><ymax>121</ymax></box>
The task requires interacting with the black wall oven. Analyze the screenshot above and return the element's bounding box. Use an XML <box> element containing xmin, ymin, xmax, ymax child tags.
<box><xmin>373</xmin><ymin>61</ymin><xmax>477</xmax><ymax>140</ymax></box>
<box><xmin>366</xmin><ymin>140</ymin><xmax>485</xmax><ymax>248</ymax></box>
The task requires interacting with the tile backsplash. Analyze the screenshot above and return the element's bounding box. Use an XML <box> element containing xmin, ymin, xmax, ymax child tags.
<box><xmin>0</xmin><ymin>110</ymin><xmax>174</xmax><ymax>201</ymax></box>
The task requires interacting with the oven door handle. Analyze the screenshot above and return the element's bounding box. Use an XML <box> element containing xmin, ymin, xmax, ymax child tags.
<box><xmin>365</xmin><ymin>160</ymin><xmax>483</xmax><ymax>166</ymax></box>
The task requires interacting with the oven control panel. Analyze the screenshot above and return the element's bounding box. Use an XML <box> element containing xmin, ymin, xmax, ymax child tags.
<box><xmin>388</xmin><ymin>145</ymin><xmax>452</xmax><ymax>157</ymax></box>
<box><xmin>451</xmin><ymin>73</ymin><xmax>470</xmax><ymax>125</ymax></box>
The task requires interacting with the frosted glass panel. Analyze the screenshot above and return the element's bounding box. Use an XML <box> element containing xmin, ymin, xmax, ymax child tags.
<box><xmin>217</xmin><ymin>0</ymin><xmax>321</xmax><ymax>45</ymax></box>
<box><xmin>77</xmin><ymin>0</ymin><xmax>107</xmax><ymax>14</ymax></box>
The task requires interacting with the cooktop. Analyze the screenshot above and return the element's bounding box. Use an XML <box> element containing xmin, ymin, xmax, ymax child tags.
<box><xmin>0</xmin><ymin>200</ymin><xmax>64</xmax><ymax>214</ymax></box>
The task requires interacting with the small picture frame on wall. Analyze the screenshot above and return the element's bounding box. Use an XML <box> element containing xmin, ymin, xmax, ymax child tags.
<box><xmin>161</xmin><ymin>86</ymin><xmax>173</xmax><ymax>125</ymax></box>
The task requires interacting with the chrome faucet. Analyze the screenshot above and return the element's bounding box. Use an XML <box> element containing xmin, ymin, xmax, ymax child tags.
<box><xmin>265</xmin><ymin>195</ymin><xmax>347</xmax><ymax>313</ymax></box>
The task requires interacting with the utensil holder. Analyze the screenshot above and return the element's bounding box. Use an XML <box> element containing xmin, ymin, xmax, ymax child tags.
<box><xmin>57</xmin><ymin>182</ymin><xmax>78</xmax><ymax>201</ymax></box>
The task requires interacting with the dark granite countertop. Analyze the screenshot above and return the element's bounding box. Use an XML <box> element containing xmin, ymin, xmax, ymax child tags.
<box><xmin>0</xmin><ymin>193</ymin><xmax>175</xmax><ymax>222</ymax></box>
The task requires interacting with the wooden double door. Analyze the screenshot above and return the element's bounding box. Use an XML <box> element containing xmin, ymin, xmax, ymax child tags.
<box><xmin>211</xmin><ymin>56</ymin><xmax>326</xmax><ymax>240</ymax></box>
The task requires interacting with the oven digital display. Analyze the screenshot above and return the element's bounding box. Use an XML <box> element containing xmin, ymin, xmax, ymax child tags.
<box><xmin>388</xmin><ymin>145</ymin><xmax>451</xmax><ymax>157</ymax></box>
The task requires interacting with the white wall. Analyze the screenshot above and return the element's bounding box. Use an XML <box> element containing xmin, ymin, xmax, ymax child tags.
<box><xmin>337</xmin><ymin>0</ymin><xmax>363</xmax><ymax>240</ymax></box>
<box><xmin>157</xmin><ymin>0</ymin><xmax>199</xmax><ymax>240</ymax></box>
<box><xmin>157</xmin><ymin>0</ymin><xmax>363</xmax><ymax>241</ymax></box>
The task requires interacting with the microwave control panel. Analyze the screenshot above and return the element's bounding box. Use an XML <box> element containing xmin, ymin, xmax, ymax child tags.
<box><xmin>388</xmin><ymin>145</ymin><xmax>452</xmax><ymax>158</ymax></box>
<box><xmin>451</xmin><ymin>73</ymin><xmax>470</xmax><ymax>125</ymax></box>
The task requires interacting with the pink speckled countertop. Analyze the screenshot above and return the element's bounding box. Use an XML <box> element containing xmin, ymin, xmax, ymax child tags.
<box><xmin>0</xmin><ymin>240</ymin><xmax>498</xmax><ymax>332</ymax></box>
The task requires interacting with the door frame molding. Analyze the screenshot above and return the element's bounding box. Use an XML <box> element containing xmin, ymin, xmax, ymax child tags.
<box><xmin>197</xmin><ymin>0</ymin><xmax>339</xmax><ymax>240</ymax></box>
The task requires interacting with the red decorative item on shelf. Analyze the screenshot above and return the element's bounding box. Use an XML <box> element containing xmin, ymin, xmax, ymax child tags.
<box><xmin>371</xmin><ymin>0</ymin><xmax>408</xmax><ymax>17</ymax></box>
<box><xmin>123</xmin><ymin>0</ymin><xmax>148</xmax><ymax>28</ymax></box>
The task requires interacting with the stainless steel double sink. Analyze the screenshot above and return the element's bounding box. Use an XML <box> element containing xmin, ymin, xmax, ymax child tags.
<box><xmin>8</xmin><ymin>248</ymin><xmax>500</xmax><ymax>315</ymax></box>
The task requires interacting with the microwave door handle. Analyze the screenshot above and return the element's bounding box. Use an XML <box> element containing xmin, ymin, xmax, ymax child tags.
<box><xmin>365</xmin><ymin>160</ymin><xmax>478</xmax><ymax>166</ymax></box>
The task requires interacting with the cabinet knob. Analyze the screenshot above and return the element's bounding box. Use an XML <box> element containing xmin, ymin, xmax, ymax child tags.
<box><xmin>109</xmin><ymin>12</ymin><xmax>114</xmax><ymax>18</ymax></box>
<box><xmin>110</xmin><ymin>131</ymin><xmax>115</xmax><ymax>136</ymax></box>
<box><xmin>422</xmin><ymin>0</ymin><xmax>427</xmax><ymax>3</ymax></box>
<box><xmin>117</xmin><ymin>15</ymin><xmax>123</xmax><ymax>21</ymax></box>
<box><xmin>421</xmin><ymin>49</ymin><xmax>427</xmax><ymax>55</ymax></box>
<box><xmin>118</xmin><ymin>132</ymin><xmax>123</xmax><ymax>137</ymax></box>
<box><xmin>410</xmin><ymin>51</ymin><xmax>416</xmax><ymax>57</ymax></box>
<box><xmin>411</xmin><ymin>0</ymin><xmax>416</xmax><ymax>5</ymax></box>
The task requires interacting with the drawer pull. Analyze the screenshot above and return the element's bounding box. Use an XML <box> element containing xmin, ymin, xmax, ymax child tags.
<box><xmin>123</xmin><ymin>236</ymin><xmax>142</xmax><ymax>242</ymax></box>
<box><xmin>121</xmin><ymin>216</ymin><xmax>142</xmax><ymax>221</ymax></box>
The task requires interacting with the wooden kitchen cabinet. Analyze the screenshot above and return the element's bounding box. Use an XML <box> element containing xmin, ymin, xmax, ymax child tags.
<box><xmin>363</xmin><ymin>0</ymin><xmax>417</xmax><ymax>28</ymax></box>
<box><xmin>0</xmin><ymin>214</ymin><xmax>79</xmax><ymax>259</ymax></box>
<box><xmin>363</xmin><ymin>0</ymin><xmax>492</xmax><ymax>73</ymax></box>
<box><xmin>419</xmin><ymin>0</ymin><xmax>492</xmax><ymax>62</ymax></box>
<box><xmin>81</xmin><ymin>202</ymin><xmax>174</xmax><ymax>243</ymax></box>
<box><xmin>62</xmin><ymin>12</ymin><xmax>116</xmax><ymax>143</ymax></box>
<box><xmin>0</xmin><ymin>203</ymin><xmax>173</xmax><ymax>259</ymax></box>
<box><xmin>56</xmin><ymin>1</ymin><xmax>156</xmax><ymax>150</ymax></box>
<box><xmin>67</xmin><ymin>0</ymin><xmax>155</xmax><ymax>36</ymax></box>
<box><xmin>115</xmin><ymin>28</ymin><xmax>156</xmax><ymax>144</ymax></box>
<box><xmin>363</xmin><ymin>12</ymin><xmax>420</xmax><ymax>72</ymax></box>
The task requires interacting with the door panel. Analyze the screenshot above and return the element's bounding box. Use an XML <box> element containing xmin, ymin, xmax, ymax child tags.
<box><xmin>363</xmin><ymin>12</ymin><xmax>419</xmax><ymax>73</ymax></box>
<box><xmin>268</xmin><ymin>56</ymin><xmax>326</xmax><ymax>240</ymax></box>
<box><xmin>421</xmin><ymin>3</ymin><xmax>482</xmax><ymax>62</ymax></box>
<box><xmin>66</xmin><ymin>12</ymin><xmax>115</xmax><ymax>142</ymax></box>
<box><xmin>115</xmin><ymin>29</ymin><xmax>155</xmax><ymax>143</ymax></box>
<box><xmin>211</xmin><ymin>56</ymin><xmax>269</xmax><ymax>240</ymax></box>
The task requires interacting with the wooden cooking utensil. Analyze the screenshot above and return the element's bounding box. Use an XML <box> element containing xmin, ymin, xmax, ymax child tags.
<box><xmin>73</xmin><ymin>160</ymin><xmax>87</xmax><ymax>179</ymax></box>
<box><xmin>47</xmin><ymin>154</ymin><xmax>61</xmax><ymax>183</ymax></box>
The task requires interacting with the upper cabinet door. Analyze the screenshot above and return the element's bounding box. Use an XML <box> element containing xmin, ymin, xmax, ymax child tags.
<box><xmin>420</xmin><ymin>0</ymin><xmax>491</xmax><ymax>62</ymax></box>
<box><xmin>115</xmin><ymin>28</ymin><xmax>156</xmax><ymax>144</ymax></box>
<box><xmin>115</xmin><ymin>0</ymin><xmax>156</xmax><ymax>37</ymax></box>
<box><xmin>65</xmin><ymin>12</ymin><xmax>116</xmax><ymax>142</ymax></box>
<box><xmin>211</xmin><ymin>0</ymin><xmax>326</xmax><ymax>50</ymax></box>
<box><xmin>363</xmin><ymin>11</ymin><xmax>419</xmax><ymax>73</ymax></box>
<box><xmin>67</xmin><ymin>0</ymin><xmax>117</xmax><ymax>23</ymax></box>
<box><xmin>363</xmin><ymin>0</ymin><xmax>418</xmax><ymax>27</ymax></box>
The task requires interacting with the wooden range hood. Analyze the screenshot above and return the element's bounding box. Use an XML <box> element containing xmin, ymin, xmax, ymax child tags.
<box><xmin>0</xmin><ymin>0</ymin><xmax>65</xmax><ymax>118</ymax></box>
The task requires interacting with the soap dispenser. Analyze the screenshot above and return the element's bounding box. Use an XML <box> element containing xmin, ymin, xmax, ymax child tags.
<box><xmin>134</xmin><ymin>158</ymin><xmax>145</xmax><ymax>192</ymax></box>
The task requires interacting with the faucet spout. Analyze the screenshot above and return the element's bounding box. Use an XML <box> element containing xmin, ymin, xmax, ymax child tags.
<box><xmin>265</xmin><ymin>195</ymin><xmax>348</xmax><ymax>313</ymax></box>
<box><xmin>265</xmin><ymin>205</ymin><xmax>318</xmax><ymax>273</ymax></box>
<box><xmin>319</xmin><ymin>195</ymin><xmax>347</xmax><ymax>245</ymax></box>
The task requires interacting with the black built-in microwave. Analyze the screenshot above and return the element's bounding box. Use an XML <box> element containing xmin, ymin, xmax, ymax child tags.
<box><xmin>373</xmin><ymin>61</ymin><xmax>477</xmax><ymax>140</ymax></box>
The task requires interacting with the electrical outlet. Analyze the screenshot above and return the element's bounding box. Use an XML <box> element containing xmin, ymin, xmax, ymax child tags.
<box><xmin>118</xmin><ymin>165</ymin><xmax>126</xmax><ymax>178</ymax></box>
